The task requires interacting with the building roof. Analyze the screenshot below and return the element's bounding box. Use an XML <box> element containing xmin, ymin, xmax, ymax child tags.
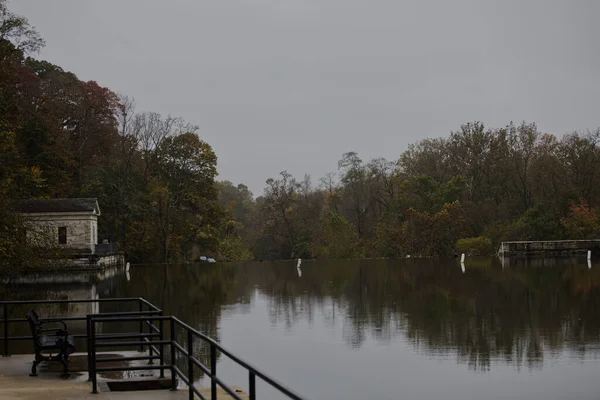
<box><xmin>12</xmin><ymin>198</ymin><xmax>101</xmax><ymax>215</ymax></box>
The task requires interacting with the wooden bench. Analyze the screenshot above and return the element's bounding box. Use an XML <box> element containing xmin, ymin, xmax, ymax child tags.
<box><xmin>26</xmin><ymin>310</ymin><xmax>76</xmax><ymax>378</ymax></box>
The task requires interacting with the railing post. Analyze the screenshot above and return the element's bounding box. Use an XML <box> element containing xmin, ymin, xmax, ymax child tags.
<box><xmin>3</xmin><ymin>304</ymin><xmax>8</xmax><ymax>357</ymax></box>
<box><xmin>86</xmin><ymin>314</ymin><xmax>92</xmax><ymax>381</ymax></box>
<box><xmin>210</xmin><ymin>343</ymin><xmax>217</xmax><ymax>400</ymax></box>
<box><xmin>249</xmin><ymin>371</ymin><xmax>256</xmax><ymax>400</ymax></box>
<box><xmin>188</xmin><ymin>330</ymin><xmax>194</xmax><ymax>400</ymax></box>
<box><xmin>147</xmin><ymin>319</ymin><xmax>154</xmax><ymax>364</ymax></box>
<box><xmin>170</xmin><ymin>317</ymin><xmax>176</xmax><ymax>391</ymax></box>
<box><xmin>147</xmin><ymin>305</ymin><xmax>154</xmax><ymax>363</ymax></box>
<box><xmin>91</xmin><ymin>318</ymin><xmax>98</xmax><ymax>394</ymax></box>
<box><xmin>159</xmin><ymin>311</ymin><xmax>164</xmax><ymax>378</ymax></box>
<box><xmin>138</xmin><ymin>299</ymin><xmax>143</xmax><ymax>352</ymax></box>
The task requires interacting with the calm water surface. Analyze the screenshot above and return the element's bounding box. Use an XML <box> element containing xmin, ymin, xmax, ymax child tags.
<box><xmin>5</xmin><ymin>258</ymin><xmax>600</xmax><ymax>399</ymax></box>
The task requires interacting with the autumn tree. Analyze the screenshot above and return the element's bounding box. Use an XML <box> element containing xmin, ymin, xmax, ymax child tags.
<box><xmin>0</xmin><ymin>2</ymin><xmax>47</xmax><ymax>274</ymax></box>
<box><xmin>153</xmin><ymin>132</ymin><xmax>220</xmax><ymax>262</ymax></box>
<box><xmin>561</xmin><ymin>201</ymin><xmax>599</xmax><ymax>240</ymax></box>
<box><xmin>398</xmin><ymin>201</ymin><xmax>466</xmax><ymax>257</ymax></box>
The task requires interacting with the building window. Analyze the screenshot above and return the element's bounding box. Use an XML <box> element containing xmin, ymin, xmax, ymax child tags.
<box><xmin>58</xmin><ymin>227</ymin><xmax>67</xmax><ymax>244</ymax></box>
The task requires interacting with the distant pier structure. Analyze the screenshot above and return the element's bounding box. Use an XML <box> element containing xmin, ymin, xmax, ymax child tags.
<box><xmin>498</xmin><ymin>240</ymin><xmax>600</xmax><ymax>257</ymax></box>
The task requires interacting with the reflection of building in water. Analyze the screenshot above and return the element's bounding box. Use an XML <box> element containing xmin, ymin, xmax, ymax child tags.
<box><xmin>2</xmin><ymin>266</ymin><xmax>125</xmax><ymax>354</ymax></box>
<box><xmin>36</xmin><ymin>284</ymin><xmax>99</xmax><ymax>331</ymax></box>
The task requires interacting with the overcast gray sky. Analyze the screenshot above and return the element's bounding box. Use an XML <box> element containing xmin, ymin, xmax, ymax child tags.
<box><xmin>12</xmin><ymin>0</ymin><xmax>600</xmax><ymax>195</ymax></box>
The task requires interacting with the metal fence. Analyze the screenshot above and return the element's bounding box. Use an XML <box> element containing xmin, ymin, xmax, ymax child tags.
<box><xmin>1</xmin><ymin>297</ymin><xmax>305</xmax><ymax>400</ymax></box>
<box><xmin>0</xmin><ymin>297</ymin><xmax>158</xmax><ymax>357</ymax></box>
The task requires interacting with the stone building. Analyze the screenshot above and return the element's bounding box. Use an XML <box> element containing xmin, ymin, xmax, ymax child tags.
<box><xmin>13</xmin><ymin>198</ymin><xmax>101</xmax><ymax>254</ymax></box>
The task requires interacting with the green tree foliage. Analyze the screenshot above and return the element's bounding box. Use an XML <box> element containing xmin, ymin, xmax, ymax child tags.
<box><xmin>151</xmin><ymin>132</ymin><xmax>220</xmax><ymax>262</ymax></box>
<box><xmin>398</xmin><ymin>201</ymin><xmax>466</xmax><ymax>257</ymax></box>
<box><xmin>517</xmin><ymin>206</ymin><xmax>562</xmax><ymax>240</ymax></box>
<box><xmin>245</xmin><ymin>124</ymin><xmax>600</xmax><ymax>259</ymax></box>
<box><xmin>314</xmin><ymin>212</ymin><xmax>361</xmax><ymax>259</ymax></box>
<box><xmin>456</xmin><ymin>236</ymin><xmax>494</xmax><ymax>256</ymax></box>
<box><xmin>255</xmin><ymin>171</ymin><xmax>323</xmax><ymax>259</ymax></box>
<box><xmin>0</xmin><ymin>199</ymin><xmax>36</xmax><ymax>277</ymax></box>
<box><xmin>218</xmin><ymin>227</ymin><xmax>254</xmax><ymax>261</ymax></box>
<box><xmin>215</xmin><ymin>181</ymin><xmax>256</xmax><ymax>261</ymax></box>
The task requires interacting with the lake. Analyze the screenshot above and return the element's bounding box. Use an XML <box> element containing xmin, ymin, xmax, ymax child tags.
<box><xmin>4</xmin><ymin>257</ymin><xmax>600</xmax><ymax>399</ymax></box>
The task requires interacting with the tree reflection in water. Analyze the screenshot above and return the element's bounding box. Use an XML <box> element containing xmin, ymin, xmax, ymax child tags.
<box><xmin>3</xmin><ymin>258</ymin><xmax>600</xmax><ymax>374</ymax></box>
<box><xmin>232</xmin><ymin>258</ymin><xmax>600</xmax><ymax>372</ymax></box>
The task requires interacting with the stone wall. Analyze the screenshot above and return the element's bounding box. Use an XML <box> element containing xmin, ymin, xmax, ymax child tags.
<box><xmin>42</xmin><ymin>253</ymin><xmax>124</xmax><ymax>269</ymax></box>
<box><xmin>22</xmin><ymin>212</ymin><xmax>98</xmax><ymax>253</ymax></box>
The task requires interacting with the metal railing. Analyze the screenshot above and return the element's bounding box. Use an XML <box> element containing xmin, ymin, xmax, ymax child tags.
<box><xmin>1</xmin><ymin>297</ymin><xmax>305</xmax><ymax>400</ymax></box>
<box><xmin>88</xmin><ymin>314</ymin><xmax>305</xmax><ymax>400</ymax></box>
<box><xmin>0</xmin><ymin>297</ymin><xmax>159</xmax><ymax>357</ymax></box>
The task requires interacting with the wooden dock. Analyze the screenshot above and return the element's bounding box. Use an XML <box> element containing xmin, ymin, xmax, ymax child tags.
<box><xmin>498</xmin><ymin>240</ymin><xmax>600</xmax><ymax>257</ymax></box>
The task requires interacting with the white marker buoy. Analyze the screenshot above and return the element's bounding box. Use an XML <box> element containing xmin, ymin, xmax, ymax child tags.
<box><xmin>297</xmin><ymin>258</ymin><xmax>302</xmax><ymax>267</ymax></box>
<box><xmin>460</xmin><ymin>253</ymin><xmax>465</xmax><ymax>263</ymax></box>
<box><xmin>587</xmin><ymin>250</ymin><xmax>592</xmax><ymax>261</ymax></box>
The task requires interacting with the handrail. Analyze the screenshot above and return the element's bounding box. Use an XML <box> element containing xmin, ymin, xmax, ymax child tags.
<box><xmin>89</xmin><ymin>314</ymin><xmax>306</xmax><ymax>400</ymax></box>
<box><xmin>0</xmin><ymin>297</ymin><xmax>159</xmax><ymax>357</ymax></box>
<box><xmin>0</xmin><ymin>297</ymin><xmax>146</xmax><ymax>305</ymax></box>
<box><xmin>139</xmin><ymin>298</ymin><xmax>161</xmax><ymax>312</ymax></box>
<box><xmin>173</xmin><ymin>317</ymin><xmax>304</xmax><ymax>400</ymax></box>
<box><xmin>1</xmin><ymin>297</ymin><xmax>305</xmax><ymax>399</ymax></box>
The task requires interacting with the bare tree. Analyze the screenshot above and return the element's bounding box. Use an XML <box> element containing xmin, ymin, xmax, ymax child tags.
<box><xmin>320</xmin><ymin>171</ymin><xmax>340</xmax><ymax>213</ymax></box>
<box><xmin>0</xmin><ymin>0</ymin><xmax>45</xmax><ymax>57</ymax></box>
<box><xmin>137</xmin><ymin>112</ymin><xmax>198</xmax><ymax>181</ymax></box>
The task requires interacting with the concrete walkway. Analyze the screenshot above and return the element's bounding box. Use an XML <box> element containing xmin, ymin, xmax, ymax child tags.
<box><xmin>0</xmin><ymin>354</ymin><xmax>248</xmax><ymax>400</ymax></box>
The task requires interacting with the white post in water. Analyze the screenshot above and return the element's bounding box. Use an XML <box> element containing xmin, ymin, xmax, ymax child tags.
<box><xmin>460</xmin><ymin>253</ymin><xmax>465</xmax><ymax>263</ymax></box>
<box><xmin>588</xmin><ymin>250</ymin><xmax>592</xmax><ymax>261</ymax></box>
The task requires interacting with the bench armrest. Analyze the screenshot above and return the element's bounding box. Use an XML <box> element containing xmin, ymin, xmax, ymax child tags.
<box><xmin>38</xmin><ymin>328</ymin><xmax>67</xmax><ymax>335</ymax></box>
<box><xmin>38</xmin><ymin>319</ymin><xmax>69</xmax><ymax>334</ymax></box>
